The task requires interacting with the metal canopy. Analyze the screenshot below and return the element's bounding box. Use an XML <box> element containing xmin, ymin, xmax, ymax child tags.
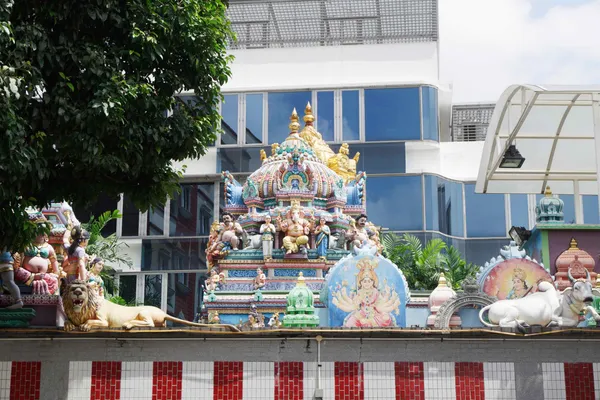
<box><xmin>476</xmin><ymin>85</ymin><xmax>600</xmax><ymax>198</ymax></box>
<box><xmin>226</xmin><ymin>0</ymin><xmax>438</xmax><ymax>49</ymax></box>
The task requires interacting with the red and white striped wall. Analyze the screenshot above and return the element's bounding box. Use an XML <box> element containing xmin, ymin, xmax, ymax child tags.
<box><xmin>0</xmin><ymin>361</ymin><xmax>599</xmax><ymax>399</ymax></box>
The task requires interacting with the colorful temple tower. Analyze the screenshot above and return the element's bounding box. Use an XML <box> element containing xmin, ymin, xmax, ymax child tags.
<box><xmin>201</xmin><ymin>104</ymin><xmax>383</xmax><ymax>326</ymax></box>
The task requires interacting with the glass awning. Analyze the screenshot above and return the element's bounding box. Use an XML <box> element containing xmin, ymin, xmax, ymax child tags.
<box><xmin>476</xmin><ymin>84</ymin><xmax>600</xmax><ymax>196</ymax></box>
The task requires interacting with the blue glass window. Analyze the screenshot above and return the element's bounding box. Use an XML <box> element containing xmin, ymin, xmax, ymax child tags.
<box><xmin>147</xmin><ymin>206</ymin><xmax>165</xmax><ymax>236</ymax></box>
<box><xmin>583</xmin><ymin>195</ymin><xmax>600</xmax><ymax>224</ymax></box>
<box><xmin>317</xmin><ymin>91</ymin><xmax>335</xmax><ymax>142</ymax></box>
<box><xmin>144</xmin><ymin>274</ymin><xmax>162</xmax><ymax>307</ymax></box>
<box><xmin>425</xmin><ymin>176</ymin><xmax>464</xmax><ymax>237</ymax></box>
<box><xmin>535</xmin><ymin>194</ymin><xmax>575</xmax><ymax>224</ymax></box>
<box><xmin>465</xmin><ymin>184</ymin><xmax>507</xmax><ymax>237</ymax></box>
<box><xmin>367</xmin><ymin>176</ymin><xmax>423</xmax><ymax>230</ymax></box>
<box><xmin>365</xmin><ymin>88</ymin><xmax>420</xmax><ymax>141</ymax></box>
<box><xmin>510</xmin><ymin>194</ymin><xmax>529</xmax><ymax>228</ymax></box>
<box><xmin>342</xmin><ymin>90</ymin><xmax>360</xmax><ymax>141</ymax></box>
<box><xmin>268</xmin><ymin>91</ymin><xmax>311</xmax><ymax>144</ymax></box>
<box><xmin>169</xmin><ymin>184</ymin><xmax>214</xmax><ymax>237</ymax></box>
<box><xmin>221</xmin><ymin>94</ymin><xmax>238</xmax><ymax>145</ymax></box>
<box><xmin>142</xmin><ymin>238</ymin><xmax>209</xmax><ymax>271</ymax></box>
<box><xmin>121</xmin><ymin>195</ymin><xmax>140</xmax><ymax>237</ymax></box>
<box><xmin>245</xmin><ymin>93</ymin><xmax>263</xmax><ymax>144</ymax></box>
<box><xmin>166</xmin><ymin>273</ymin><xmax>203</xmax><ymax>322</ymax></box>
<box><xmin>422</xmin><ymin>86</ymin><xmax>439</xmax><ymax>141</ymax></box>
<box><xmin>217</xmin><ymin>147</ymin><xmax>269</xmax><ymax>173</ymax></box>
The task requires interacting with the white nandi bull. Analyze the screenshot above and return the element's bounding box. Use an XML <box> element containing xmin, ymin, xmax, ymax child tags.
<box><xmin>479</xmin><ymin>268</ymin><xmax>594</xmax><ymax>329</ymax></box>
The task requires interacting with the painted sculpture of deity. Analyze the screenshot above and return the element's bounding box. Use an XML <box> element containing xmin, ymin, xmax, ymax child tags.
<box><xmin>254</xmin><ymin>267</ymin><xmax>266</xmax><ymax>291</ymax></box>
<box><xmin>206</xmin><ymin>222</ymin><xmax>227</xmax><ymax>269</ymax></box>
<box><xmin>0</xmin><ymin>252</ymin><xmax>22</xmax><ymax>309</ymax></box>
<box><xmin>327</xmin><ymin>143</ymin><xmax>360</xmax><ymax>184</ymax></box>
<box><xmin>346</xmin><ymin>214</ymin><xmax>377</xmax><ymax>251</ymax></box>
<box><xmin>313</xmin><ymin>217</ymin><xmax>331</xmax><ymax>260</ymax></box>
<box><xmin>205</xmin><ymin>269</ymin><xmax>225</xmax><ymax>292</ymax></box>
<box><xmin>62</xmin><ymin>226</ymin><xmax>91</xmax><ymax>284</ymax></box>
<box><xmin>87</xmin><ymin>257</ymin><xmax>105</xmax><ymax>298</ymax></box>
<box><xmin>276</xmin><ymin>202</ymin><xmax>311</xmax><ymax>255</ymax></box>
<box><xmin>332</xmin><ymin>258</ymin><xmax>401</xmax><ymax>328</ymax></box>
<box><xmin>218</xmin><ymin>212</ymin><xmax>244</xmax><ymax>251</ymax></box>
<box><xmin>14</xmin><ymin>213</ymin><xmax>62</xmax><ymax>295</ymax></box>
<box><xmin>260</xmin><ymin>216</ymin><xmax>276</xmax><ymax>260</ymax></box>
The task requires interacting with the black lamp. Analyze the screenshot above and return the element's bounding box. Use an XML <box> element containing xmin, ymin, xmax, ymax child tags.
<box><xmin>499</xmin><ymin>144</ymin><xmax>525</xmax><ymax>168</ymax></box>
<box><xmin>509</xmin><ymin>226</ymin><xmax>531</xmax><ymax>247</ymax></box>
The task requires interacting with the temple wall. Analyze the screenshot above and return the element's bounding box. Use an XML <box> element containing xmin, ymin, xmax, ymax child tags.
<box><xmin>1</xmin><ymin>337</ymin><xmax>598</xmax><ymax>399</ymax></box>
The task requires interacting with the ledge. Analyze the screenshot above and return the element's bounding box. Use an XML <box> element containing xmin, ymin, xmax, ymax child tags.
<box><xmin>1</xmin><ymin>327</ymin><xmax>599</xmax><ymax>341</ymax></box>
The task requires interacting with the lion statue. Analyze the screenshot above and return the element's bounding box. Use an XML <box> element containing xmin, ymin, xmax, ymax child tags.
<box><xmin>61</xmin><ymin>280</ymin><xmax>239</xmax><ymax>332</ymax></box>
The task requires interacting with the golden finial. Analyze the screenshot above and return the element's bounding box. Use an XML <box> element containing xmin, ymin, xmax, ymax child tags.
<box><xmin>544</xmin><ymin>186</ymin><xmax>553</xmax><ymax>196</ymax></box>
<box><xmin>569</xmin><ymin>237</ymin><xmax>579</xmax><ymax>250</ymax></box>
<box><xmin>289</xmin><ymin>108</ymin><xmax>300</xmax><ymax>133</ymax></box>
<box><xmin>437</xmin><ymin>272</ymin><xmax>448</xmax><ymax>288</ymax></box>
<box><xmin>297</xmin><ymin>272</ymin><xmax>306</xmax><ymax>286</ymax></box>
<box><xmin>303</xmin><ymin>102</ymin><xmax>315</xmax><ymax>125</ymax></box>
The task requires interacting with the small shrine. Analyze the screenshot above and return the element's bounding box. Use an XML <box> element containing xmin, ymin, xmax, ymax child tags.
<box><xmin>554</xmin><ymin>238</ymin><xmax>597</xmax><ymax>291</ymax></box>
<box><xmin>201</xmin><ymin>104</ymin><xmax>386</xmax><ymax>326</ymax></box>
<box><xmin>283</xmin><ymin>272</ymin><xmax>320</xmax><ymax>328</ymax></box>
<box><xmin>427</xmin><ymin>273</ymin><xmax>460</xmax><ymax>328</ymax></box>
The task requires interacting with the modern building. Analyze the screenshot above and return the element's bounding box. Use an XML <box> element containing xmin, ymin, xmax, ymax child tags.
<box><xmin>74</xmin><ymin>0</ymin><xmax>600</xmax><ymax>320</ymax></box>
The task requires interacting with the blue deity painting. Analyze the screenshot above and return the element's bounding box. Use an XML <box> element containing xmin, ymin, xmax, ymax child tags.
<box><xmin>322</xmin><ymin>248</ymin><xmax>409</xmax><ymax>328</ymax></box>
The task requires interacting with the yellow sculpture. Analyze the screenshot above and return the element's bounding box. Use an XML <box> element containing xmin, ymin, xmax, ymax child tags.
<box><xmin>327</xmin><ymin>143</ymin><xmax>360</xmax><ymax>183</ymax></box>
<box><xmin>260</xmin><ymin>149</ymin><xmax>267</xmax><ymax>163</ymax></box>
<box><xmin>276</xmin><ymin>200</ymin><xmax>311</xmax><ymax>255</ymax></box>
<box><xmin>271</xmin><ymin>143</ymin><xmax>280</xmax><ymax>156</ymax></box>
<box><xmin>62</xmin><ymin>280</ymin><xmax>240</xmax><ymax>332</ymax></box>
<box><xmin>299</xmin><ymin>102</ymin><xmax>336</xmax><ymax>164</ymax></box>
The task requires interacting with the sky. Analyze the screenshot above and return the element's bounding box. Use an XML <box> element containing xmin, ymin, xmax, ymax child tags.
<box><xmin>439</xmin><ymin>0</ymin><xmax>600</xmax><ymax>103</ymax></box>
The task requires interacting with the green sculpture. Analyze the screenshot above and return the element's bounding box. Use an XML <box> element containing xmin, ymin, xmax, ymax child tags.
<box><xmin>283</xmin><ymin>272</ymin><xmax>319</xmax><ymax>328</ymax></box>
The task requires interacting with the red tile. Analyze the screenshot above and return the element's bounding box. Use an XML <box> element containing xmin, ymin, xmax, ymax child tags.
<box><xmin>564</xmin><ymin>363</ymin><xmax>594</xmax><ymax>400</ymax></box>
<box><xmin>395</xmin><ymin>362</ymin><xmax>424</xmax><ymax>400</ymax></box>
<box><xmin>214</xmin><ymin>362</ymin><xmax>243</xmax><ymax>400</ymax></box>
<box><xmin>454</xmin><ymin>362</ymin><xmax>484</xmax><ymax>400</ymax></box>
<box><xmin>335</xmin><ymin>362</ymin><xmax>363</xmax><ymax>400</ymax></box>
<box><xmin>91</xmin><ymin>361</ymin><xmax>122</xmax><ymax>400</ymax></box>
<box><xmin>275</xmin><ymin>362</ymin><xmax>303</xmax><ymax>400</ymax></box>
<box><xmin>10</xmin><ymin>362</ymin><xmax>41</xmax><ymax>400</ymax></box>
<box><xmin>152</xmin><ymin>362</ymin><xmax>182</xmax><ymax>400</ymax></box>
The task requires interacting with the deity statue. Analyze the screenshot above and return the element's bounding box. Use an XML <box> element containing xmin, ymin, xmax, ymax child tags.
<box><xmin>346</xmin><ymin>214</ymin><xmax>377</xmax><ymax>250</ymax></box>
<box><xmin>218</xmin><ymin>212</ymin><xmax>244</xmax><ymax>251</ymax></box>
<box><xmin>299</xmin><ymin>102</ymin><xmax>336</xmax><ymax>164</ymax></box>
<box><xmin>260</xmin><ymin>149</ymin><xmax>267</xmax><ymax>163</ymax></box>
<box><xmin>248</xmin><ymin>312</ymin><xmax>265</xmax><ymax>328</ymax></box>
<box><xmin>327</xmin><ymin>143</ymin><xmax>360</xmax><ymax>184</ymax></box>
<box><xmin>208</xmin><ymin>310</ymin><xmax>220</xmax><ymax>324</ymax></box>
<box><xmin>253</xmin><ymin>267</ymin><xmax>266</xmax><ymax>291</ymax></box>
<box><xmin>276</xmin><ymin>202</ymin><xmax>311</xmax><ymax>255</ymax></box>
<box><xmin>332</xmin><ymin>257</ymin><xmax>401</xmax><ymax>327</ymax></box>
<box><xmin>268</xmin><ymin>312</ymin><xmax>282</xmax><ymax>328</ymax></box>
<box><xmin>62</xmin><ymin>225</ymin><xmax>91</xmax><ymax>284</ymax></box>
<box><xmin>206</xmin><ymin>221</ymin><xmax>227</xmax><ymax>269</ymax></box>
<box><xmin>0</xmin><ymin>252</ymin><xmax>22</xmax><ymax>309</ymax></box>
<box><xmin>271</xmin><ymin>143</ymin><xmax>279</xmax><ymax>156</ymax></box>
<box><xmin>87</xmin><ymin>257</ymin><xmax>106</xmax><ymax>298</ymax></box>
<box><xmin>205</xmin><ymin>269</ymin><xmax>225</xmax><ymax>292</ymax></box>
<box><xmin>313</xmin><ymin>217</ymin><xmax>331</xmax><ymax>260</ymax></box>
<box><xmin>259</xmin><ymin>215</ymin><xmax>276</xmax><ymax>260</ymax></box>
<box><xmin>15</xmin><ymin>213</ymin><xmax>62</xmax><ymax>294</ymax></box>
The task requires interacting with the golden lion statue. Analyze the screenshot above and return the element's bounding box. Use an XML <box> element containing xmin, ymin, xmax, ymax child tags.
<box><xmin>62</xmin><ymin>280</ymin><xmax>239</xmax><ymax>332</ymax></box>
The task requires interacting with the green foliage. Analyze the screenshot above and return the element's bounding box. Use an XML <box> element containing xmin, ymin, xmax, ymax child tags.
<box><xmin>0</xmin><ymin>0</ymin><xmax>233</xmax><ymax>251</ymax></box>
<box><xmin>382</xmin><ymin>233</ymin><xmax>479</xmax><ymax>291</ymax></box>
<box><xmin>82</xmin><ymin>209</ymin><xmax>132</xmax><ymax>296</ymax></box>
<box><xmin>107</xmin><ymin>295</ymin><xmax>138</xmax><ymax>307</ymax></box>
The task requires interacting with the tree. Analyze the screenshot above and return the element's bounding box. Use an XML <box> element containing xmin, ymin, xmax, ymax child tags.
<box><xmin>82</xmin><ymin>209</ymin><xmax>133</xmax><ymax>296</ymax></box>
<box><xmin>0</xmin><ymin>0</ymin><xmax>233</xmax><ymax>251</ymax></box>
<box><xmin>381</xmin><ymin>233</ymin><xmax>479</xmax><ymax>290</ymax></box>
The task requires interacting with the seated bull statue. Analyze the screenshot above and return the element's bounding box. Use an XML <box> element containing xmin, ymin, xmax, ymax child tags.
<box><xmin>479</xmin><ymin>268</ymin><xmax>594</xmax><ymax>330</ymax></box>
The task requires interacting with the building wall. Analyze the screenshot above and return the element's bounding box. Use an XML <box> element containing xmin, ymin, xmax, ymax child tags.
<box><xmin>1</xmin><ymin>337</ymin><xmax>598</xmax><ymax>400</ymax></box>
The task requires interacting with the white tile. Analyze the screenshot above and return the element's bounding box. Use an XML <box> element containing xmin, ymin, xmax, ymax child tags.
<box><xmin>542</xmin><ymin>363</ymin><xmax>566</xmax><ymax>400</ymax></box>
<box><xmin>593</xmin><ymin>363</ymin><xmax>600</xmax><ymax>400</ymax></box>
<box><xmin>0</xmin><ymin>362</ymin><xmax>11</xmax><ymax>400</ymax></box>
<box><xmin>424</xmin><ymin>362</ymin><xmax>456</xmax><ymax>400</ymax></box>
<box><xmin>318</xmin><ymin>362</ymin><xmax>335</xmax><ymax>400</ymax></box>
<box><xmin>182</xmin><ymin>361</ymin><xmax>213</xmax><ymax>400</ymax></box>
<box><xmin>364</xmin><ymin>362</ymin><xmax>395</xmax><ymax>400</ymax></box>
<box><xmin>303</xmin><ymin>362</ymin><xmax>316</xmax><ymax>400</ymax></box>
<box><xmin>243</xmin><ymin>362</ymin><xmax>274</xmax><ymax>400</ymax></box>
<box><xmin>120</xmin><ymin>361</ymin><xmax>153</xmax><ymax>400</ymax></box>
<box><xmin>484</xmin><ymin>362</ymin><xmax>516</xmax><ymax>400</ymax></box>
<box><xmin>67</xmin><ymin>361</ymin><xmax>91</xmax><ymax>400</ymax></box>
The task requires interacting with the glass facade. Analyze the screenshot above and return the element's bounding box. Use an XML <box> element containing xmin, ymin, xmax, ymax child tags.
<box><xmin>169</xmin><ymin>184</ymin><xmax>214</xmax><ymax>237</ymax></box>
<box><xmin>421</xmin><ymin>86</ymin><xmax>438</xmax><ymax>141</ymax></box>
<box><xmin>465</xmin><ymin>184</ymin><xmax>506</xmax><ymax>238</ymax></box>
<box><xmin>365</xmin><ymin>88</ymin><xmax>420</xmax><ymax>141</ymax></box>
<box><xmin>583</xmin><ymin>195</ymin><xmax>600</xmax><ymax>224</ymax></box>
<box><xmin>510</xmin><ymin>194</ymin><xmax>529</xmax><ymax>228</ymax></box>
<box><xmin>367</xmin><ymin>176</ymin><xmax>423</xmax><ymax>231</ymax></box>
<box><xmin>268</xmin><ymin>91</ymin><xmax>312</xmax><ymax>144</ymax></box>
<box><xmin>342</xmin><ymin>90</ymin><xmax>360</xmax><ymax>141</ymax></box>
<box><xmin>425</xmin><ymin>175</ymin><xmax>464</xmax><ymax>237</ymax></box>
<box><xmin>245</xmin><ymin>93</ymin><xmax>263</xmax><ymax>144</ymax></box>
<box><xmin>317</xmin><ymin>91</ymin><xmax>335</xmax><ymax>142</ymax></box>
<box><xmin>221</xmin><ymin>94</ymin><xmax>239</xmax><ymax>145</ymax></box>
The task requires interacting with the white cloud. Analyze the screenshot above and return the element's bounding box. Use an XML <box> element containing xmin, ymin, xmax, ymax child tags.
<box><xmin>439</xmin><ymin>0</ymin><xmax>600</xmax><ymax>103</ymax></box>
